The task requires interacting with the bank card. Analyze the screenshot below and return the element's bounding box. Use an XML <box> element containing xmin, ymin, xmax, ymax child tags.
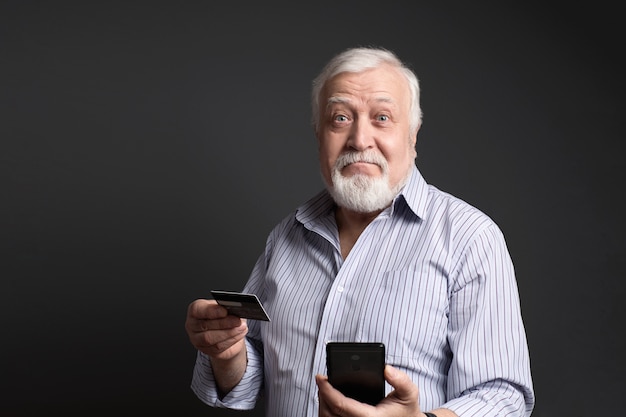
<box><xmin>210</xmin><ymin>290</ymin><xmax>271</xmax><ymax>321</ymax></box>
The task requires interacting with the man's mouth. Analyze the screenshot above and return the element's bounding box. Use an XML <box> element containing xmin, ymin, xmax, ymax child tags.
<box><xmin>344</xmin><ymin>160</ymin><xmax>379</xmax><ymax>168</ymax></box>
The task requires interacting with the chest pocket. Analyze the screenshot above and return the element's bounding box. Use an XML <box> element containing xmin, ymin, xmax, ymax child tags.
<box><xmin>356</xmin><ymin>265</ymin><xmax>449</xmax><ymax>372</ymax></box>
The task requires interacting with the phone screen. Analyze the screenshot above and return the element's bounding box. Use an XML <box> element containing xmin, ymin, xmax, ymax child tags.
<box><xmin>325</xmin><ymin>342</ymin><xmax>385</xmax><ymax>405</ymax></box>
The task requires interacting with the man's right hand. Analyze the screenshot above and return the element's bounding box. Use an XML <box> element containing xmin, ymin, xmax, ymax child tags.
<box><xmin>185</xmin><ymin>299</ymin><xmax>249</xmax><ymax>395</ymax></box>
<box><xmin>185</xmin><ymin>299</ymin><xmax>248</xmax><ymax>361</ymax></box>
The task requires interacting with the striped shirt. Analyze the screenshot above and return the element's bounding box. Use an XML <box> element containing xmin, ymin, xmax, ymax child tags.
<box><xmin>191</xmin><ymin>165</ymin><xmax>535</xmax><ymax>417</ymax></box>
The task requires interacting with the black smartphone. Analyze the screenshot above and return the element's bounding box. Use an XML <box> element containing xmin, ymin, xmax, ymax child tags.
<box><xmin>325</xmin><ymin>342</ymin><xmax>386</xmax><ymax>405</ymax></box>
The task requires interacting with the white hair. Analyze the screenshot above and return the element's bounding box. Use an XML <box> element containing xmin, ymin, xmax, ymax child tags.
<box><xmin>311</xmin><ymin>46</ymin><xmax>422</xmax><ymax>134</ymax></box>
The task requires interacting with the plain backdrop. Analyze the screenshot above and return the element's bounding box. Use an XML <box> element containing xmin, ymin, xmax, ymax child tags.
<box><xmin>1</xmin><ymin>2</ymin><xmax>624</xmax><ymax>416</ymax></box>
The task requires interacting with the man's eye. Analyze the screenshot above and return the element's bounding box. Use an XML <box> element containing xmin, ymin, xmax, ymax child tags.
<box><xmin>376</xmin><ymin>115</ymin><xmax>389</xmax><ymax>122</ymax></box>
<box><xmin>334</xmin><ymin>115</ymin><xmax>348</xmax><ymax>122</ymax></box>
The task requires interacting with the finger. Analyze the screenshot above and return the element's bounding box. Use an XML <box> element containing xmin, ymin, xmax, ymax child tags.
<box><xmin>186</xmin><ymin>300</ymin><xmax>244</xmax><ymax>334</ymax></box>
<box><xmin>315</xmin><ymin>375</ymin><xmax>333</xmax><ymax>417</ymax></box>
<box><xmin>192</xmin><ymin>325</ymin><xmax>247</xmax><ymax>352</ymax></box>
<box><xmin>198</xmin><ymin>337</ymin><xmax>245</xmax><ymax>361</ymax></box>
<box><xmin>190</xmin><ymin>315</ymin><xmax>246</xmax><ymax>334</ymax></box>
<box><xmin>384</xmin><ymin>365</ymin><xmax>420</xmax><ymax>404</ymax></box>
<box><xmin>190</xmin><ymin>321</ymin><xmax>248</xmax><ymax>357</ymax></box>
<box><xmin>316</xmin><ymin>374</ymin><xmax>373</xmax><ymax>417</ymax></box>
<box><xmin>187</xmin><ymin>299</ymin><xmax>228</xmax><ymax>320</ymax></box>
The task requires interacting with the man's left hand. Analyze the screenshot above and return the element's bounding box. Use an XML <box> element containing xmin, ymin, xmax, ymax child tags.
<box><xmin>315</xmin><ymin>364</ymin><xmax>421</xmax><ymax>417</ymax></box>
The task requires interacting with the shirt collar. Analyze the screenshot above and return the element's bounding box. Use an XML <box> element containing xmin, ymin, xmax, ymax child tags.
<box><xmin>394</xmin><ymin>164</ymin><xmax>429</xmax><ymax>221</ymax></box>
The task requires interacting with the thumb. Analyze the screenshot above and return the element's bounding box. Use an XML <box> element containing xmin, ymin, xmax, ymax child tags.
<box><xmin>385</xmin><ymin>365</ymin><xmax>419</xmax><ymax>403</ymax></box>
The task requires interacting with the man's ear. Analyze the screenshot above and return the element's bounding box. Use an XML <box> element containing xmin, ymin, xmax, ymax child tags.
<box><xmin>410</xmin><ymin>126</ymin><xmax>420</xmax><ymax>147</ymax></box>
<box><xmin>409</xmin><ymin>127</ymin><xmax>420</xmax><ymax>160</ymax></box>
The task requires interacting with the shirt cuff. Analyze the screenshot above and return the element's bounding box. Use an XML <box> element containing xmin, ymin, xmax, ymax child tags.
<box><xmin>190</xmin><ymin>338</ymin><xmax>263</xmax><ymax>410</ymax></box>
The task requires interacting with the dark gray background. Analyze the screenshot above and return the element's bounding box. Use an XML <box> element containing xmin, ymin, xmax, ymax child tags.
<box><xmin>1</xmin><ymin>2</ymin><xmax>624</xmax><ymax>416</ymax></box>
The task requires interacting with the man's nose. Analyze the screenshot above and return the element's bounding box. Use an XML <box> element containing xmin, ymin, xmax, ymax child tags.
<box><xmin>347</xmin><ymin>117</ymin><xmax>374</xmax><ymax>151</ymax></box>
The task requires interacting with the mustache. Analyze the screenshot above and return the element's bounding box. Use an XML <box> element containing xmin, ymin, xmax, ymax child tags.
<box><xmin>334</xmin><ymin>150</ymin><xmax>388</xmax><ymax>170</ymax></box>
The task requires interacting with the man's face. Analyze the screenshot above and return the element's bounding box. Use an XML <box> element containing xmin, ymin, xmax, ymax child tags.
<box><xmin>316</xmin><ymin>64</ymin><xmax>418</xmax><ymax>211</ymax></box>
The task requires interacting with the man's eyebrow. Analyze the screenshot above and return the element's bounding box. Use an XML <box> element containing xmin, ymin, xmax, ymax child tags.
<box><xmin>326</xmin><ymin>96</ymin><xmax>394</xmax><ymax>105</ymax></box>
<box><xmin>374</xmin><ymin>96</ymin><xmax>394</xmax><ymax>104</ymax></box>
<box><xmin>327</xmin><ymin>96</ymin><xmax>351</xmax><ymax>105</ymax></box>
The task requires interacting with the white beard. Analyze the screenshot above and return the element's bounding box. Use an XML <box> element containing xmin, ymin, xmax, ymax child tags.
<box><xmin>326</xmin><ymin>150</ymin><xmax>407</xmax><ymax>213</ymax></box>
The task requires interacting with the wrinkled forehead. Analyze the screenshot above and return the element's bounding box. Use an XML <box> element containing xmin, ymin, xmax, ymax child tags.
<box><xmin>321</xmin><ymin>65</ymin><xmax>411</xmax><ymax>109</ymax></box>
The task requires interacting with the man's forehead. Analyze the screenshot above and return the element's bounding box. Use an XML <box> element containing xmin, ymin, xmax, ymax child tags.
<box><xmin>322</xmin><ymin>66</ymin><xmax>408</xmax><ymax>106</ymax></box>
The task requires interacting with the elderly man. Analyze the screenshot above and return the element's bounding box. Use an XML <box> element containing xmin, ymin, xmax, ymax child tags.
<box><xmin>185</xmin><ymin>46</ymin><xmax>535</xmax><ymax>417</ymax></box>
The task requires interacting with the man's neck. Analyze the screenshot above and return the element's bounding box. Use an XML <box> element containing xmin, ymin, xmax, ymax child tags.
<box><xmin>335</xmin><ymin>206</ymin><xmax>384</xmax><ymax>259</ymax></box>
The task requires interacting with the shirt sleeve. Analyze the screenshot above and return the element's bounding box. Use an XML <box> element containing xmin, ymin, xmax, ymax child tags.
<box><xmin>443</xmin><ymin>223</ymin><xmax>535</xmax><ymax>417</ymax></box>
<box><xmin>190</xmin><ymin>337</ymin><xmax>264</xmax><ymax>410</ymax></box>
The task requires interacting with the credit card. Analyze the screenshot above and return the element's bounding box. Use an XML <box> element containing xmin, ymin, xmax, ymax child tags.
<box><xmin>210</xmin><ymin>290</ymin><xmax>271</xmax><ymax>321</ymax></box>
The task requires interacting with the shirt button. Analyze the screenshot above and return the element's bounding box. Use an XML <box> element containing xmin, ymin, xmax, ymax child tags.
<box><xmin>337</xmin><ymin>286</ymin><xmax>344</xmax><ymax>293</ymax></box>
